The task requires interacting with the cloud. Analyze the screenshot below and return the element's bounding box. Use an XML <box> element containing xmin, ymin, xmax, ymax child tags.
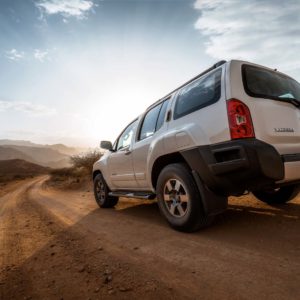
<box><xmin>0</xmin><ymin>100</ymin><xmax>56</xmax><ymax>116</ymax></box>
<box><xmin>194</xmin><ymin>0</ymin><xmax>300</xmax><ymax>72</ymax></box>
<box><xmin>35</xmin><ymin>0</ymin><xmax>94</xmax><ymax>19</ymax></box>
<box><xmin>34</xmin><ymin>49</ymin><xmax>49</xmax><ymax>62</ymax></box>
<box><xmin>5</xmin><ymin>49</ymin><xmax>25</xmax><ymax>61</ymax></box>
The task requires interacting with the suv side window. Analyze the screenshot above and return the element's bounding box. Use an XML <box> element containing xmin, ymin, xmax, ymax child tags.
<box><xmin>174</xmin><ymin>68</ymin><xmax>222</xmax><ymax>120</ymax></box>
<box><xmin>116</xmin><ymin>120</ymin><xmax>137</xmax><ymax>151</ymax></box>
<box><xmin>139</xmin><ymin>104</ymin><xmax>162</xmax><ymax>140</ymax></box>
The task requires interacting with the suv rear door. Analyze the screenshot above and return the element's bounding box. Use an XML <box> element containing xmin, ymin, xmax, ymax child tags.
<box><xmin>132</xmin><ymin>99</ymin><xmax>170</xmax><ymax>189</ymax></box>
<box><xmin>230</xmin><ymin>61</ymin><xmax>300</xmax><ymax>155</ymax></box>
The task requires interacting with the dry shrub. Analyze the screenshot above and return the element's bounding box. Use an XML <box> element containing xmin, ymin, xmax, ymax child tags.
<box><xmin>48</xmin><ymin>150</ymin><xmax>102</xmax><ymax>188</ymax></box>
<box><xmin>70</xmin><ymin>150</ymin><xmax>102</xmax><ymax>173</ymax></box>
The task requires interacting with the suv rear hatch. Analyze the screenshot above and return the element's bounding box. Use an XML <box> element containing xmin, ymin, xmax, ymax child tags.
<box><xmin>240</xmin><ymin>63</ymin><xmax>300</xmax><ymax>154</ymax></box>
<box><xmin>229</xmin><ymin>61</ymin><xmax>300</xmax><ymax>182</ymax></box>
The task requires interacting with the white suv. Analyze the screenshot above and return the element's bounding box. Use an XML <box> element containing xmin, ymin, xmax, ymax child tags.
<box><xmin>93</xmin><ymin>60</ymin><xmax>300</xmax><ymax>232</ymax></box>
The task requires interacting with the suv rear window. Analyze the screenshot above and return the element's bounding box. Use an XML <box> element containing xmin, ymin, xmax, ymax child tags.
<box><xmin>174</xmin><ymin>68</ymin><xmax>222</xmax><ymax>120</ymax></box>
<box><xmin>242</xmin><ymin>64</ymin><xmax>300</xmax><ymax>101</ymax></box>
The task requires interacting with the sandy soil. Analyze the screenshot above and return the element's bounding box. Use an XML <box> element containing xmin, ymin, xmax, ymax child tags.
<box><xmin>1</xmin><ymin>176</ymin><xmax>300</xmax><ymax>299</ymax></box>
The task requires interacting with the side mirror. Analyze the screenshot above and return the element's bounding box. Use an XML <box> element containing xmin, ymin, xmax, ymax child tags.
<box><xmin>100</xmin><ymin>140</ymin><xmax>113</xmax><ymax>151</ymax></box>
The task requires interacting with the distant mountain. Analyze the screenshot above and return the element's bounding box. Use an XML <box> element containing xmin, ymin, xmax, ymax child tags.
<box><xmin>0</xmin><ymin>140</ymin><xmax>91</xmax><ymax>169</ymax></box>
<box><xmin>0</xmin><ymin>146</ymin><xmax>34</xmax><ymax>162</ymax></box>
<box><xmin>0</xmin><ymin>145</ymin><xmax>70</xmax><ymax>168</ymax></box>
<box><xmin>0</xmin><ymin>139</ymin><xmax>41</xmax><ymax>147</ymax></box>
<box><xmin>0</xmin><ymin>139</ymin><xmax>86</xmax><ymax>155</ymax></box>
<box><xmin>7</xmin><ymin>145</ymin><xmax>68</xmax><ymax>164</ymax></box>
<box><xmin>0</xmin><ymin>159</ymin><xmax>49</xmax><ymax>182</ymax></box>
<box><xmin>45</xmin><ymin>144</ymin><xmax>84</xmax><ymax>156</ymax></box>
<box><xmin>44</xmin><ymin>158</ymin><xmax>71</xmax><ymax>169</ymax></box>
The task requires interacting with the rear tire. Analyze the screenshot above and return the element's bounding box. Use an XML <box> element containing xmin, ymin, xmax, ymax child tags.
<box><xmin>156</xmin><ymin>163</ymin><xmax>214</xmax><ymax>232</ymax></box>
<box><xmin>93</xmin><ymin>174</ymin><xmax>118</xmax><ymax>208</ymax></box>
<box><xmin>253</xmin><ymin>184</ymin><xmax>299</xmax><ymax>204</ymax></box>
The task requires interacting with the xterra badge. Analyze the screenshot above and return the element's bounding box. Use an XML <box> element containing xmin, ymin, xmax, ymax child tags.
<box><xmin>274</xmin><ymin>128</ymin><xmax>295</xmax><ymax>133</ymax></box>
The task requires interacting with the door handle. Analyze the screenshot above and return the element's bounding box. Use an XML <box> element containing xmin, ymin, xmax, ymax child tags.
<box><xmin>125</xmin><ymin>150</ymin><xmax>132</xmax><ymax>155</ymax></box>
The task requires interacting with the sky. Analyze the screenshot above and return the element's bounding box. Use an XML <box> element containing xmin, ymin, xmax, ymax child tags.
<box><xmin>1</xmin><ymin>0</ymin><xmax>300</xmax><ymax>147</ymax></box>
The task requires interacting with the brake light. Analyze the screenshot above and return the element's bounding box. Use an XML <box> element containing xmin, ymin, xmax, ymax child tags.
<box><xmin>226</xmin><ymin>99</ymin><xmax>255</xmax><ymax>139</ymax></box>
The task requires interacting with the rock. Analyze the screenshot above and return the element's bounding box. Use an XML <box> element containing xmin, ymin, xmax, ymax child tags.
<box><xmin>78</xmin><ymin>266</ymin><xmax>85</xmax><ymax>273</ymax></box>
<box><xmin>98</xmin><ymin>246</ymin><xmax>103</xmax><ymax>251</ymax></box>
<box><xmin>104</xmin><ymin>269</ymin><xmax>112</xmax><ymax>275</ymax></box>
<box><xmin>119</xmin><ymin>286</ymin><xmax>132</xmax><ymax>292</ymax></box>
<box><xmin>94</xmin><ymin>287</ymin><xmax>100</xmax><ymax>293</ymax></box>
<box><xmin>133</xmin><ymin>246</ymin><xmax>139</xmax><ymax>250</ymax></box>
<box><xmin>103</xmin><ymin>275</ymin><xmax>113</xmax><ymax>284</ymax></box>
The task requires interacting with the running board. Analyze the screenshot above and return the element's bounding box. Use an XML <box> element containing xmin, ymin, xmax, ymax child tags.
<box><xmin>108</xmin><ymin>191</ymin><xmax>156</xmax><ymax>200</ymax></box>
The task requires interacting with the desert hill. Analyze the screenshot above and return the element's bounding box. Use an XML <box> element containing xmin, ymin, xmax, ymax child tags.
<box><xmin>0</xmin><ymin>139</ymin><xmax>86</xmax><ymax>155</ymax></box>
<box><xmin>0</xmin><ymin>145</ymin><xmax>70</xmax><ymax>168</ymax></box>
<box><xmin>0</xmin><ymin>146</ymin><xmax>34</xmax><ymax>162</ymax></box>
<box><xmin>0</xmin><ymin>159</ymin><xmax>50</xmax><ymax>182</ymax></box>
<box><xmin>0</xmin><ymin>140</ymin><xmax>92</xmax><ymax>169</ymax></box>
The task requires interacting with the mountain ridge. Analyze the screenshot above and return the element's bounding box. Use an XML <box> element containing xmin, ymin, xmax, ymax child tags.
<box><xmin>0</xmin><ymin>139</ymin><xmax>87</xmax><ymax>155</ymax></box>
<box><xmin>0</xmin><ymin>159</ymin><xmax>50</xmax><ymax>182</ymax></box>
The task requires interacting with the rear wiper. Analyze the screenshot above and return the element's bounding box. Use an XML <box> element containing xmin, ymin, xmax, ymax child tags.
<box><xmin>277</xmin><ymin>97</ymin><xmax>300</xmax><ymax>109</ymax></box>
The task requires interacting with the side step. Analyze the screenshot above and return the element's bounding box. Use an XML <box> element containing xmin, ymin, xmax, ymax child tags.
<box><xmin>108</xmin><ymin>191</ymin><xmax>156</xmax><ymax>200</ymax></box>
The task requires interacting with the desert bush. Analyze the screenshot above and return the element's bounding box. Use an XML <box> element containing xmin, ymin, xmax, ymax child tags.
<box><xmin>50</xmin><ymin>167</ymin><xmax>76</xmax><ymax>177</ymax></box>
<box><xmin>70</xmin><ymin>150</ymin><xmax>102</xmax><ymax>173</ymax></box>
<box><xmin>48</xmin><ymin>150</ymin><xmax>102</xmax><ymax>187</ymax></box>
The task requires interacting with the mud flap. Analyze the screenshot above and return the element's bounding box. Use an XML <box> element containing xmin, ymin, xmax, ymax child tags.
<box><xmin>192</xmin><ymin>170</ymin><xmax>228</xmax><ymax>216</ymax></box>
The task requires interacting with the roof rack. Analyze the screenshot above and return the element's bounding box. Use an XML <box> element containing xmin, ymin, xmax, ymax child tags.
<box><xmin>147</xmin><ymin>60</ymin><xmax>226</xmax><ymax>110</ymax></box>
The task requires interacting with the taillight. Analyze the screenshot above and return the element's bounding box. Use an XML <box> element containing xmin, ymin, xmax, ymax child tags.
<box><xmin>226</xmin><ymin>99</ymin><xmax>255</xmax><ymax>139</ymax></box>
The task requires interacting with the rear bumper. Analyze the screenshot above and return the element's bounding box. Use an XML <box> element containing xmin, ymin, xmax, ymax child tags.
<box><xmin>181</xmin><ymin>139</ymin><xmax>294</xmax><ymax>196</ymax></box>
<box><xmin>281</xmin><ymin>160</ymin><xmax>300</xmax><ymax>183</ymax></box>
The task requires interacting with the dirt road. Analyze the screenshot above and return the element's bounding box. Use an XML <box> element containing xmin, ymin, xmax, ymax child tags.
<box><xmin>1</xmin><ymin>177</ymin><xmax>300</xmax><ymax>299</ymax></box>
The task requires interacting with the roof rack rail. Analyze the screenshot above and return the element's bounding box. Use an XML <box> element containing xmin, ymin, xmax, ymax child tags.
<box><xmin>165</xmin><ymin>60</ymin><xmax>226</xmax><ymax>99</ymax></box>
<box><xmin>147</xmin><ymin>60</ymin><xmax>226</xmax><ymax>110</ymax></box>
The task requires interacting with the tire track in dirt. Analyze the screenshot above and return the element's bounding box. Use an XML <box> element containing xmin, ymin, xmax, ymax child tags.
<box><xmin>1</xmin><ymin>177</ymin><xmax>300</xmax><ymax>299</ymax></box>
<box><xmin>0</xmin><ymin>178</ymin><xmax>180</xmax><ymax>300</ymax></box>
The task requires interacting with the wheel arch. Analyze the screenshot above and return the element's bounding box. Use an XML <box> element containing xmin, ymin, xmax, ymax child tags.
<box><xmin>92</xmin><ymin>170</ymin><xmax>102</xmax><ymax>180</ymax></box>
<box><xmin>151</xmin><ymin>152</ymin><xmax>228</xmax><ymax>217</ymax></box>
<box><xmin>151</xmin><ymin>152</ymin><xmax>189</xmax><ymax>189</ymax></box>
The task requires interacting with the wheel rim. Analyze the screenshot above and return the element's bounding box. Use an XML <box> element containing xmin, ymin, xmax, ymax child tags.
<box><xmin>95</xmin><ymin>179</ymin><xmax>106</xmax><ymax>202</ymax></box>
<box><xmin>163</xmin><ymin>179</ymin><xmax>189</xmax><ymax>217</ymax></box>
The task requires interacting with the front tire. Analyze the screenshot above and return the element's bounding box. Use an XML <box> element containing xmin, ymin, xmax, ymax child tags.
<box><xmin>156</xmin><ymin>163</ymin><xmax>214</xmax><ymax>232</ymax></box>
<box><xmin>93</xmin><ymin>174</ymin><xmax>118</xmax><ymax>208</ymax></box>
<box><xmin>253</xmin><ymin>184</ymin><xmax>299</xmax><ymax>204</ymax></box>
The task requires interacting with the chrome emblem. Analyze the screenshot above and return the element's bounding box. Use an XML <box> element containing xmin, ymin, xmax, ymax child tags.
<box><xmin>274</xmin><ymin>128</ymin><xmax>294</xmax><ymax>133</ymax></box>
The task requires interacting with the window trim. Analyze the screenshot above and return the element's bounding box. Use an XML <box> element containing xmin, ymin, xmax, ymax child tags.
<box><xmin>173</xmin><ymin>68</ymin><xmax>222</xmax><ymax>120</ymax></box>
